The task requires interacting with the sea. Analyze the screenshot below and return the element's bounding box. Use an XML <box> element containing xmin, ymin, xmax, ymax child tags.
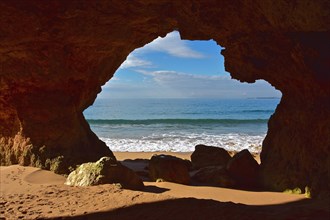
<box><xmin>83</xmin><ymin>98</ymin><xmax>280</xmax><ymax>153</ymax></box>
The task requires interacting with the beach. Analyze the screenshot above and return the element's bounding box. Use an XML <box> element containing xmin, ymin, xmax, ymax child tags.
<box><xmin>1</xmin><ymin>151</ymin><xmax>329</xmax><ymax>219</ymax></box>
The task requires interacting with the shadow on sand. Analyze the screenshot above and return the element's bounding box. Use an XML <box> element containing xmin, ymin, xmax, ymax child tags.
<box><xmin>43</xmin><ymin>197</ymin><xmax>329</xmax><ymax>220</ymax></box>
<box><xmin>142</xmin><ymin>185</ymin><xmax>170</xmax><ymax>194</ymax></box>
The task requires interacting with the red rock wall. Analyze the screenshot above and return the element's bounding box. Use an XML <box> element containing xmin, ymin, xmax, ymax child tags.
<box><xmin>221</xmin><ymin>31</ymin><xmax>330</xmax><ymax>196</ymax></box>
<box><xmin>0</xmin><ymin>0</ymin><xmax>329</xmax><ymax>196</ymax></box>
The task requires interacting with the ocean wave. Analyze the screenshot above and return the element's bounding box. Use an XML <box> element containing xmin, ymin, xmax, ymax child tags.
<box><xmin>100</xmin><ymin>133</ymin><xmax>265</xmax><ymax>153</ymax></box>
<box><xmin>87</xmin><ymin>118</ymin><xmax>268</xmax><ymax>125</ymax></box>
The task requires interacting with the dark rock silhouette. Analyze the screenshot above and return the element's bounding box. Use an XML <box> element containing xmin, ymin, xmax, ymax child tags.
<box><xmin>191</xmin><ymin>144</ymin><xmax>232</xmax><ymax>169</ymax></box>
<box><xmin>192</xmin><ymin>165</ymin><xmax>236</xmax><ymax>188</ymax></box>
<box><xmin>149</xmin><ymin>154</ymin><xmax>190</xmax><ymax>184</ymax></box>
<box><xmin>226</xmin><ymin>149</ymin><xmax>260</xmax><ymax>188</ymax></box>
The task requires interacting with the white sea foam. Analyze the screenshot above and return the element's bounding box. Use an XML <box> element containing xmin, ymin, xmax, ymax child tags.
<box><xmin>100</xmin><ymin>133</ymin><xmax>265</xmax><ymax>153</ymax></box>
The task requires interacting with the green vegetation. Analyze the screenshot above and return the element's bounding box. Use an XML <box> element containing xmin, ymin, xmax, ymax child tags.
<box><xmin>156</xmin><ymin>178</ymin><xmax>165</xmax><ymax>183</ymax></box>
<box><xmin>283</xmin><ymin>186</ymin><xmax>311</xmax><ymax>198</ymax></box>
<box><xmin>283</xmin><ymin>187</ymin><xmax>302</xmax><ymax>194</ymax></box>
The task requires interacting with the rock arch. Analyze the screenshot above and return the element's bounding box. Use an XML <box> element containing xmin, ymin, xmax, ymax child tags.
<box><xmin>0</xmin><ymin>1</ymin><xmax>329</xmax><ymax>196</ymax></box>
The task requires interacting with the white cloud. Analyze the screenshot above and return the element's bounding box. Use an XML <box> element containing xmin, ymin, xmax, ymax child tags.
<box><xmin>141</xmin><ymin>31</ymin><xmax>205</xmax><ymax>59</ymax></box>
<box><xmin>119</xmin><ymin>54</ymin><xmax>152</xmax><ymax>69</ymax></box>
<box><xmin>137</xmin><ymin>70</ymin><xmax>228</xmax><ymax>83</ymax></box>
<box><xmin>118</xmin><ymin>31</ymin><xmax>205</xmax><ymax>71</ymax></box>
<box><xmin>134</xmin><ymin>70</ymin><xmax>281</xmax><ymax>99</ymax></box>
<box><xmin>110</xmin><ymin>76</ymin><xmax>120</xmax><ymax>81</ymax></box>
<box><xmin>99</xmin><ymin>70</ymin><xmax>281</xmax><ymax>99</ymax></box>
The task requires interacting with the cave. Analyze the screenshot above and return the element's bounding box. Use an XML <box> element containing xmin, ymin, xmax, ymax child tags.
<box><xmin>0</xmin><ymin>1</ymin><xmax>329</xmax><ymax>198</ymax></box>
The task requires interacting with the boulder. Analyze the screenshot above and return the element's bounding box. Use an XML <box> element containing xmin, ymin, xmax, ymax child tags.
<box><xmin>191</xmin><ymin>145</ymin><xmax>232</xmax><ymax>169</ymax></box>
<box><xmin>65</xmin><ymin>157</ymin><xmax>144</xmax><ymax>190</ymax></box>
<box><xmin>226</xmin><ymin>150</ymin><xmax>260</xmax><ymax>188</ymax></box>
<box><xmin>149</xmin><ymin>154</ymin><xmax>190</xmax><ymax>185</ymax></box>
<box><xmin>120</xmin><ymin>159</ymin><xmax>150</xmax><ymax>181</ymax></box>
<box><xmin>192</xmin><ymin>166</ymin><xmax>236</xmax><ymax>188</ymax></box>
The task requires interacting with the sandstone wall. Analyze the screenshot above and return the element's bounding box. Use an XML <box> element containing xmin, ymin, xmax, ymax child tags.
<box><xmin>0</xmin><ymin>0</ymin><xmax>329</xmax><ymax>196</ymax></box>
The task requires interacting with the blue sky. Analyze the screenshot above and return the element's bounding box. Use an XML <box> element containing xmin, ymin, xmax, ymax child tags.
<box><xmin>99</xmin><ymin>31</ymin><xmax>281</xmax><ymax>99</ymax></box>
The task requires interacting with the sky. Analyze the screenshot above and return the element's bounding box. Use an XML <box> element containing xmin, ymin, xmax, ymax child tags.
<box><xmin>98</xmin><ymin>31</ymin><xmax>281</xmax><ymax>99</ymax></box>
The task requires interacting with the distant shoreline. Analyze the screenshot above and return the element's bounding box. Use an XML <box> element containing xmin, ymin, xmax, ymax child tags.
<box><xmin>247</xmin><ymin>97</ymin><xmax>281</xmax><ymax>99</ymax></box>
<box><xmin>94</xmin><ymin>97</ymin><xmax>281</xmax><ymax>100</ymax></box>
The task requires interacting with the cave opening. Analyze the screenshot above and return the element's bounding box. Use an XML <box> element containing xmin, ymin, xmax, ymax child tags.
<box><xmin>0</xmin><ymin>2</ymin><xmax>328</xmax><ymax>207</ymax></box>
<box><xmin>84</xmin><ymin>31</ymin><xmax>282</xmax><ymax>155</ymax></box>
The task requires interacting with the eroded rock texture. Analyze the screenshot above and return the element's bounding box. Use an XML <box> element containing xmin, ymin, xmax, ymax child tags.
<box><xmin>0</xmin><ymin>1</ymin><xmax>329</xmax><ymax>195</ymax></box>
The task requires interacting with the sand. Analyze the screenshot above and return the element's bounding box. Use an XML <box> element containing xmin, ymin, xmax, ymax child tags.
<box><xmin>1</xmin><ymin>152</ymin><xmax>329</xmax><ymax>219</ymax></box>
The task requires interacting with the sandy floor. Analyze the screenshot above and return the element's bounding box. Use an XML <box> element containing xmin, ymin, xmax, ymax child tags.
<box><xmin>1</xmin><ymin>152</ymin><xmax>329</xmax><ymax>219</ymax></box>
